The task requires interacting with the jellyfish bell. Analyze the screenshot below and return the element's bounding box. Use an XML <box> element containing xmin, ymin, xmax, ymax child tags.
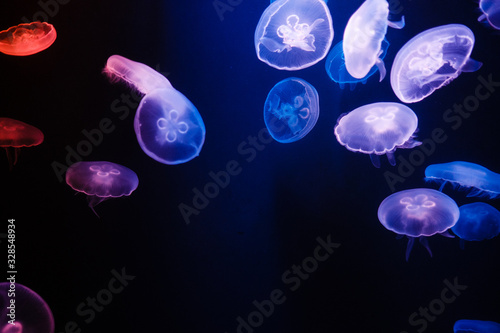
<box><xmin>0</xmin><ymin>22</ymin><xmax>56</xmax><ymax>56</ymax></box>
<box><xmin>254</xmin><ymin>0</ymin><xmax>334</xmax><ymax>70</ymax></box>
<box><xmin>478</xmin><ymin>0</ymin><xmax>500</xmax><ymax>30</ymax></box>
<box><xmin>452</xmin><ymin>203</ymin><xmax>500</xmax><ymax>246</ymax></box>
<box><xmin>378</xmin><ymin>188</ymin><xmax>459</xmax><ymax>261</ymax></box>
<box><xmin>65</xmin><ymin>161</ymin><xmax>139</xmax><ymax>216</ymax></box>
<box><xmin>334</xmin><ymin>102</ymin><xmax>421</xmax><ymax>167</ymax></box>
<box><xmin>391</xmin><ymin>24</ymin><xmax>482</xmax><ymax>103</ymax></box>
<box><xmin>0</xmin><ymin>118</ymin><xmax>44</xmax><ymax>169</ymax></box>
<box><xmin>343</xmin><ymin>0</ymin><xmax>404</xmax><ymax>81</ymax></box>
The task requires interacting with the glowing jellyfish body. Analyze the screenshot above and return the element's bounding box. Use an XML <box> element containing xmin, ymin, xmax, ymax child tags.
<box><xmin>343</xmin><ymin>0</ymin><xmax>404</xmax><ymax>80</ymax></box>
<box><xmin>0</xmin><ymin>22</ymin><xmax>56</xmax><ymax>56</ymax></box>
<box><xmin>0</xmin><ymin>283</ymin><xmax>54</xmax><ymax>333</ymax></box>
<box><xmin>425</xmin><ymin>161</ymin><xmax>500</xmax><ymax>198</ymax></box>
<box><xmin>326</xmin><ymin>39</ymin><xmax>389</xmax><ymax>90</ymax></box>
<box><xmin>452</xmin><ymin>203</ymin><xmax>500</xmax><ymax>243</ymax></box>
<box><xmin>264</xmin><ymin>77</ymin><xmax>319</xmax><ymax>143</ymax></box>
<box><xmin>254</xmin><ymin>0</ymin><xmax>334</xmax><ymax>70</ymax></box>
<box><xmin>334</xmin><ymin>102</ymin><xmax>421</xmax><ymax>167</ymax></box>
<box><xmin>378</xmin><ymin>188</ymin><xmax>459</xmax><ymax>260</ymax></box>
<box><xmin>0</xmin><ymin>118</ymin><xmax>44</xmax><ymax>169</ymax></box>
<box><xmin>391</xmin><ymin>24</ymin><xmax>482</xmax><ymax>103</ymax></box>
<box><xmin>66</xmin><ymin>161</ymin><xmax>139</xmax><ymax>216</ymax></box>
<box><xmin>454</xmin><ymin>319</ymin><xmax>500</xmax><ymax>333</ymax></box>
<box><xmin>478</xmin><ymin>0</ymin><xmax>500</xmax><ymax>30</ymax></box>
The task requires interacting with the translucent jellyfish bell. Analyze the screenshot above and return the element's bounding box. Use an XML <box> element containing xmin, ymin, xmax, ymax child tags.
<box><xmin>454</xmin><ymin>319</ymin><xmax>500</xmax><ymax>333</ymax></box>
<box><xmin>66</xmin><ymin>161</ymin><xmax>139</xmax><ymax>216</ymax></box>
<box><xmin>334</xmin><ymin>102</ymin><xmax>421</xmax><ymax>167</ymax></box>
<box><xmin>0</xmin><ymin>118</ymin><xmax>44</xmax><ymax>169</ymax></box>
<box><xmin>478</xmin><ymin>0</ymin><xmax>500</xmax><ymax>30</ymax></box>
<box><xmin>254</xmin><ymin>0</ymin><xmax>334</xmax><ymax>70</ymax></box>
<box><xmin>264</xmin><ymin>77</ymin><xmax>319</xmax><ymax>143</ymax></box>
<box><xmin>391</xmin><ymin>24</ymin><xmax>482</xmax><ymax>103</ymax></box>
<box><xmin>378</xmin><ymin>188</ymin><xmax>459</xmax><ymax>261</ymax></box>
<box><xmin>0</xmin><ymin>22</ymin><xmax>56</xmax><ymax>56</ymax></box>
<box><xmin>0</xmin><ymin>283</ymin><xmax>54</xmax><ymax>333</ymax></box>
<box><xmin>343</xmin><ymin>0</ymin><xmax>404</xmax><ymax>81</ymax></box>
<box><xmin>452</xmin><ymin>203</ymin><xmax>500</xmax><ymax>245</ymax></box>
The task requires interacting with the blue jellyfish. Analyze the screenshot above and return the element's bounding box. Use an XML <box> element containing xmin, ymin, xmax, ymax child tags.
<box><xmin>325</xmin><ymin>39</ymin><xmax>389</xmax><ymax>90</ymax></box>
<box><xmin>378</xmin><ymin>188</ymin><xmax>459</xmax><ymax>261</ymax></box>
<box><xmin>391</xmin><ymin>24</ymin><xmax>482</xmax><ymax>103</ymax></box>
<box><xmin>334</xmin><ymin>102</ymin><xmax>421</xmax><ymax>167</ymax></box>
<box><xmin>255</xmin><ymin>0</ymin><xmax>334</xmax><ymax>70</ymax></box>
<box><xmin>66</xmin><ymin>161</ymin><xmax>139</xmax><ymax>216</ymax></box>
<box><xmin>343</xmin><ymin>0</ymin><xmax>404</xmax><ymax>81</ymax></box>
<box><xmin>478</xmin><ymin>0</ymin><xmax>500</xmax><ymax>30</ymax></box>
<box><xmin>454</xmin><ymin>319</ymin><xmax>500</xmax><ymax>333</ymax></box>
<box><xmin>425</xmin><ymin>161</ymin><xmax>500</xmax><ymax>198</ymax></box>
<box><xmin>264</xmin><ymin>78</ymin><xmax>319</xmax><ymax>143</ymax></box>
<box><xmin>452</xmin><ymin>203</ymin><xmax>500</xmax><ymax>248</ymax></box>
<box><xmin>134</xmin><ymin>88</ymin><xmax>206</xmax><ymax>164</ymax></box>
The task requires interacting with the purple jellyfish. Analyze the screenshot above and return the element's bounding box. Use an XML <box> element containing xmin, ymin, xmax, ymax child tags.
<box><xmin>378</xmin><ymin>188</ymin><xmax>459</xmax><ymax>260</ymax></box>
<box><xmin>478</xmin><ymin>0</ymin><xmax>500</xmax><ymax>30</ymax></box>
<box><xmin>0</xmin><ymin>283</ymin><xmax>54</xmax><ymax>333</ymax></box>
<box><xmin>66</xmin><ymin>161</ymin><xmax>139</xmax><ymax>216</ymax></box>
<box><xmin>334</xmin><ymin>102</ymin><xmax>421</xmax><ymax>167</ymax></box>
<box><xmin>391</xmin><ymin>24</ymin><xmax>482</xmax><ymax>103</ymax></box>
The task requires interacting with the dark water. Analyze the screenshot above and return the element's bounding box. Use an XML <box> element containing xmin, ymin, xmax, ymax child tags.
<box><xmin>1</xmin><ymin>0</ymin><xmax>500</xmax><ymax>332</ymax></box>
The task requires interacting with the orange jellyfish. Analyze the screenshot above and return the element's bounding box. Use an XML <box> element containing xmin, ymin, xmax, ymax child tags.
<box><xmin>0</xmin><ymin>118</ymin><xmax>44</xmax><ymax>169</ymax></box>
<box><xmin>0</xmin><ymin>22</ymin><xmax>56</xmax><ymax>56</ymax></box>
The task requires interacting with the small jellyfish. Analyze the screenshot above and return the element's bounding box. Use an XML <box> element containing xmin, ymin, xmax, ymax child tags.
<box><xmin>264</xmin><ymin>78</ymin><xmax>319</xmax><ymax>143</ymax></box>
<box><xmin>66</xmin><ymin>161</ymin><xmax>139</xmax><ymax>216</ymax></box>
<box><xmin>334</xmin><ymin>102</ymin><xmax>421</xmax><ymax>167</ymax></box>
<box><xmin>454</xmin><ymin>319</ymin><xmax>500</xmax><ymax>333</ymax></box>
<box><xmin>378</xmin><ymin>188</ymin><xmax>459</xmax><ymax>261</ymax></box>
<box><xmin>452</xmin><ymin>203</ymin><xmax>500</xmax><ymax>248</ymax></box>
<box><xmin>0</xmin><ymin>22</ymin><xmax>56</xmax><ymax>56</ymax></box>
<box><xmin>104</xmin><ymin>55</ymin><xmax>172</xmax><ymax>95</ymax></box>
<box><xmin>254</xmin><ymin>0</ymin><xmax>334</xmax><ymax>70</ymax></box>
<box><xmin>391</xmin><ymin>24</ymin><xmax>482</xmax><ymax>103</ymax></box>
<box><xmin>0</xmin><ymin>283</ymin><xmax>54</xmax><ymax>333</ymax></box>
<box><xmin>343</xmin><ymin>0</ymin><xmax>404</xmax><ymax>81</ymax></box>
<box><xmin>425</xmin><ymin>161</ymin><xmax>500</xmax><ymax>198</ymax></box>
<box><xmin>0</xmin><ymin>118</ymin><xmax>44</xmax><ymax>169</ymax></box>
<box><xmin>326</xmin><ymin>39</ymin><xmax>390</xmax><ymax>90</ymax></box>
<box><xmin>478</xmin><ymin>0</ymin><xmax>500</xmax><ymax>30</ymax></box>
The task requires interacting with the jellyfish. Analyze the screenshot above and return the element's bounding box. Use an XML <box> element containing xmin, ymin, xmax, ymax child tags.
<box><xmin>452</xmin><ymin>202</ymin><xmax>500</xmax><ymax>249</ymax></box>
<box><xmin>378</xmin><ymin>188</ymin><xmax>459</xmax><ymax>261</ymax></box>
<box><xmin>134</xmin><ymin>88</ymin><xmax>206</xmax><ymax>164</ymax></box>
<box><xmin>326</xmin><ymin>39</ymin><xmax>389</xmax><ymax>90</ymax></box>
<box><xmin>391</xmin><ymin>24</ymin><xmax>482</xmax><ymax>103</ymax></box>
<box><xmin>254</xmin><ymin>0</ymin><xmax>334</xmax><ymax>70</ymax></box>
<box><xmin>425</xmin><ymin>161</ymin><xmax>500</xmax><ymax>198</ymax></box>
<box><xmin>343</xmin><ymin>0</ymin><xmax>404</xmax><ymax>81</ymax></box>
<box><xmin>478</xmin><ymin>0</ymin><xmax>500</xmax><ymax>30</ymax></box>
<box><xmin>454</xmin><ymin>319</ymin><xmax>500</xmax><ymax>333</ymax></box>
<box><xmin>104</xmin><ymin>55</ymin><xmax>172</xmax><ymax>95</ymax></box>
<box><xmin>0</xmin><ymin>22</ymin><xmax>56</xmax><ymax>56</ymax></box>
<box><xmin>66</xmin><ymin>161</ymin><xmax>139</xmax><ymax>216</ymax></box>
<box><xmin>0</xmin><ymin>283</ymin><xmax>54</xmax><ymax>333</ymax></box>
<box><xmin>334</xmin><ymin>102</ymin><xmax>421</xmax><ymax>167</ymax></box>
<box><xmin>264</xmin><ymin>78</ymin><xmax>319</xmax><ymax>143</ymax></box>
<box><xmin>0</xmin><ymin>118</ymin><xmax>44</xmax><ymax>170</ymax></box>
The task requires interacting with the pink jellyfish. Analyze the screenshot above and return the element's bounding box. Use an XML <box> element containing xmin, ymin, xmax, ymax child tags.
<box><xmin>0</xmin><ymin>118</ymin><xmax>44</xmax><ymax>169</ymax></box>
<box><xmin>0</xmin><ymin>22</ymin><xmax>57</xmax><ymax>56</ymax></box>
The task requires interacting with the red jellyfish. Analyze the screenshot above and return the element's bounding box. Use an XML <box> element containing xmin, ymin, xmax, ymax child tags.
<box><xmin>65</xmin><ymin>161</ymin><xmax>139</xmax><ymax>216</ymax></box>
<box><xmin>0</xmin><ymin>282</ymin><xmax>55</xmax><ymax>333</ymax></box>
<box><xmin>0</xmin><ymin>118</ymin><xmax>44</xmax><ymax>169</ymax></box>
<box><xmin>0</xmin><ymin>22</ymin><xmax>57</xmax><ymax>56</ymax></box>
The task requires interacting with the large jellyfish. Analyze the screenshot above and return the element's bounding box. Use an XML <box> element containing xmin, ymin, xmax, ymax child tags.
<box><xmin>0</xmin><ymin>283</ymin><xmax>54</xmax><ymax>333</ymax></box>
<box><xmin>254</xmin><ymin>0</ymin><xmax>334</xmax><ymax>70</ymax></box>
<box><xmin>66</xmin><ymin>161</ymin><xmax>139</xmax><ymax>216</ymax></box>
<box><xmin>478</xmin><ymin>0</ymin><xmax>500</xmax><ymax>30</ymax></box>
<box><xmin>0</xmin><ymin>22</ymin><xmax>56</xmax><ymax>56</ymax></box>
<box><xmin>452</xmin><ymin>203</ymin><xmax>500</xmax><ymax>246</ymax></box>
<box><xmin>378</xmin><ymin>188</ymin><xmax>459</xmax><ymax>260</ymax></box>
<box><xmin>334</xmin><ymin>102</ymin><xmax>421</xmax><ymax>167</ymax></box>
<box><xmin>325</xmin><ymin>39</ymin><xmax>389</xmax><ymax>90</ymax></box>
<box><xmin>425</xmin><ymin>161</ymin><xmax>500</xmax><ymax>198</ymax></box>
<box><xmin>0</xmin><ymin>118</ymin><xmax>44</xmax><ymax>169</ymax></box>
<box><xmin>454</xmin><ymin>319</ymin><xmax>500</xmax><ymax>333</ymax></box>
<box><xmin>391</xmin><ymin>24</ymin><xmax>482</xmax><ymax>103</ymax></box>
<box><xmin>264</xmin><ymin>77</ymin><xmax>319</xmax><ymax>143</ymax></box>
<box><xmin>343</xmin><ymin>0</ymin><xmax>404</xmax><ymax>81</ymax></box>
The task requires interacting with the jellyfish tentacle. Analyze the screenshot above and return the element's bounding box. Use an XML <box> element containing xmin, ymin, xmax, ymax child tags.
<box><xmin>370</xmin><ymin>154</ymin><xmax>381</xmax><ymax>168</ymax></box>
<box><xmin>386</xmin><ymin>151</ymin><xmax>396</xmax><ymax>166</ymax></box>
<box><xmin>439</xmin><ymin>230</ymin><xmax>455</xmax><ymax>238</ymax></box>
<box><xmin>419</xmin><ymin>237</ymin><xmax>433</xmax><ymax>258</ymax></box>
<box><xmin>387</xmin><ymin>16</ymin><xmax>405</xmax><ymax>29</ymax></box>
<box><xmin>405</xmin><ymin>236</ymin><xmax>415</xmax><ymax>261</ymax></box>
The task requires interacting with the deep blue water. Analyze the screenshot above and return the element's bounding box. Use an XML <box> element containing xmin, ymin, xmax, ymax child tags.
<box><xmin>1</xmin><ymin>0</ymin><xmax>500</xmax><ymax>332</ymax></box>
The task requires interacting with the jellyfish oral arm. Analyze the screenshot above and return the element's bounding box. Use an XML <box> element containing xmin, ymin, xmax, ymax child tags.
<box><xmin>387</xmin><ymin>16</ymin><xmax>405</xmax><ymax>29</ymax></box>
